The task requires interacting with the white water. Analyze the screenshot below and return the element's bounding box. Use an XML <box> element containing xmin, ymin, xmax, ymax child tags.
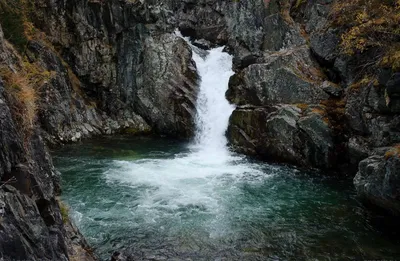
<box><xmin>104</xmin><ymin>38</ymin><xmax>266</xmax><ymax>229</ymax></box>
<box><xmin>191</xmin><ymin>46</ymin><xmax>235</xmax><ymax>159</ymax></box>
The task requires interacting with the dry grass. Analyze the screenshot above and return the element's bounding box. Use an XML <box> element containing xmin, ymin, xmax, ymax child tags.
<box><xmin>281</xmin><ymin>1</ymin><xmax>295</xmax><ymax>25</ymax></box>
<box><xmin>348</xmin><ymin>75</ymin><xmax>379</xmax><ymax>91</ymax></box>
<box><xmin>320</xmin><ymin>98</ymin><xmax>347</xmax><ymax>132</ymax></box>
<box><xmin>385</xmin><ymin>144</ymin><xmax>400</xmax><ymax>159</ymax></box>
<box><xmin>295</xmin><ymin>61</ymin><xmax>326</xmax><ymax>84</ymax></box>
<box><xmin>311</xmin><ymin>106</ymin><xmax>331</xmax><ymax>125</ymax></box>
<box><xmin>1</xmin><ymin>68</ymin><xmax>37</xmax><ymax>129</ymax></box>
<box><xmin>381</xmin><ymin>46</ymin><xmax>400</xmax><ymax>71</ymax></box>
<box><xmin>295</xmin><ymin>103</ymin><xmax>309</xmax><ymax>111</ymax></box>
<box><xmin>0</xmin><ymin>62</ymin><xmax>53</xmax><ymax>135</ymax></box>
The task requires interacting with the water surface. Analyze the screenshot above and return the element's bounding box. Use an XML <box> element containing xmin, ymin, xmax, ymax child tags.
<box><xmin>53</xmin><ymin>136</ymin><xmax>400</xmax><ymax>260</ymax></box>
<box><xmin>53</xmin><ymin>38</ymin><xmax>400</xmax><ymax>260</ymax></box>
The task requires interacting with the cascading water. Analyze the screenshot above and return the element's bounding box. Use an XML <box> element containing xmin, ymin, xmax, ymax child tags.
<box><xmin>54</xmin><ymin>35</ymin><xmax>400</xmax><ymax>260</ymax></box>
<box><xmin>100</xmin><ymin>39</ymin><xmax>265</xmax><ymax>217</ymax></box>
<box><xmin>190</xmin><ymin>46</ymin><xmax>235</xmax><ymax>157</ymax></box>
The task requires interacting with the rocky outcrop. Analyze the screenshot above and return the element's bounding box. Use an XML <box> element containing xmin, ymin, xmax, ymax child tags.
<box><xmin>0</xmin><ymin>2</ymin><xmax>399</xmax><ymax>260</ymax></box>
<box><xmin>228</xmin><ymin>104</ymin><xmax>335</xmax><ymax>169</ymax></box>
<box><xmin>26</xmin><ymin>40</ymin><xmax>151</xmax><ymax>144</ymax></box>
<box><xmin>28</xmin><ymin>0</ymin><xmax>198</xmax><ymax>140</ymax></box>
<box><xmin>224</xmin><ymin>2</ymin><xmax>339</xmax><ymax>170</ymax></box>
<box><xmin>354</xmin><ymin>150</ymin><xmax>400</xmax><ymax>215</ymax></box>
<box><xmin>226</xmin><ymin>46</ymin><xmax>330</xmax><ymax>106</ymax></box>
<box><xmin>134</xmin><ymin>33</ymin><xmax>198</xmax><ymax>137</ymax></box>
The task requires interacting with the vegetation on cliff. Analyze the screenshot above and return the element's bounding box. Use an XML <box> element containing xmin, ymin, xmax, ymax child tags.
<box><xmin>332</xmin><ymin>0</ymin><xmax>400</xmax><ymax>74</ymax></box>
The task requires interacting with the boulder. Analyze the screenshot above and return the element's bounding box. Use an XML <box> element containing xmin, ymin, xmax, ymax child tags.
<box><xmin>354</xmin><ymin>150</ymin><xmax>400</xmax><ymax>215</ymax></box>
<box><xmin>228</xmin><ymin>104</ymin><xmax>336</xmax><ymax>169</ymax></box>
<box><xmin>227</xmin><ymin>47</ymin><xmax>329</xmax><ymax>106</ymax></box>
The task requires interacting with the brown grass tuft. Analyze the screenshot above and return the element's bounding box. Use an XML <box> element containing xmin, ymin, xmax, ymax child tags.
<box><xmin>385</xmin><ymin>144</ymin><xmax>400</xmax><ymax>159</ymax></box>
<box><xmin>1</xmin><ymin>68</ymin><xmax>37</xmax><ymax>129</ymax></box>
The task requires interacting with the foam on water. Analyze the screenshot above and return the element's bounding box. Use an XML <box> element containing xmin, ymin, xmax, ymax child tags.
<box><xmin>104</xmin><ymin>34</ymin><xmax>266</xmax><ymax>224</ymax></box>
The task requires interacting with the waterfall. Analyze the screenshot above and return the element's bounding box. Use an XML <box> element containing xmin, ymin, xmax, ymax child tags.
<box><xmin>179</xmin><ymin>35</ymin><xmax>236</xmax><ymax>163</ymax></box>
<box><xmin>191</xmin><ymin>47</ymin><xmax>235</xmax><ymax>153</ymax></box>
<box><xmin>96</xmin><ymin>33</ymin><xmax>264</xmax><ymax>234</ymax></box>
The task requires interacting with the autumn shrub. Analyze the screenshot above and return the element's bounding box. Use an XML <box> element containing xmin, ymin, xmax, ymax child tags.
<box><xmin>331</xmin><ymin>0</ymin><xmax>400</xmax><ymax>71</ymax></box>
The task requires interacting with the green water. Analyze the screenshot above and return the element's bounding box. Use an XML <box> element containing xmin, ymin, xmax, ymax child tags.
<box><xmin>53</xmin><ymin>136</ymin><xmax>400</xmax><ymax>260</ymax></box>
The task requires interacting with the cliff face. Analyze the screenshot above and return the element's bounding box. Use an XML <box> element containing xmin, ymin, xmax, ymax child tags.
<box><xmin>28</xmin><ymin>0</ymin><xmax>199</xmax><ymax>142</ymax></box>
<box><xmin>0</xmin><ymin>0</ymin><xmax>399</xmax><ymax>259</ymax></box>
<box><xmin>0</xmin><ymin>23</ymin><xmax>95</xmax><ymax>260</ymax></box>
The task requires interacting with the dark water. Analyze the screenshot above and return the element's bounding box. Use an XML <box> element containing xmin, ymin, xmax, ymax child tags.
<box><xmin>53</xmin><ymin>136</ymin><xmax>400</xmax><ymax>260</ymax></box>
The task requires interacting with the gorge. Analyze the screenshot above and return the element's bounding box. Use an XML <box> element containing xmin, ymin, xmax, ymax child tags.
<box><xmin>0</xmin><ymin>0</ymin><xmax>399</xmax><ymax>260</ymax></box>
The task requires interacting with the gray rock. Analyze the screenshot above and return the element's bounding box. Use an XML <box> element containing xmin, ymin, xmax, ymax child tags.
<box><xmin>310</xmin><ymin>29</ymin><xmax>340</xmax><ymax>64</ymax></box>
<box><xmin>298</xmin><ymin>107</ymin><xmax>335</xmax><ymax>168</ymax></box>
<box><xmin>227</xmin><ymin>47</ymin><xmax>329</xmax><ymax>106</ymax></box>
<box><xmin>354</xmin><ymin>152</ymin><xmax>400</xmax><ymax>215</ymax></box>
<box><xmin>321</xmin><ymin>80</ymin><xmax>343</xmax><ymax>97</ymax></box>
<box><xmin>134</xmin><ymin>33</ymin><xmax>199</xmax><ymax>138</ymax></box>
<box><xmin>228</xmin><ymin>104</ymin><xmax>336</xmax><ymax>169</ymax></box>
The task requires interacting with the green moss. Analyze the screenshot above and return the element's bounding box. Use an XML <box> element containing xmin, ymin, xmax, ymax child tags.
<box><xmin>58</xmin><ymin>200</ymin><xmax>70</xmax><ymax>224</ymax></box>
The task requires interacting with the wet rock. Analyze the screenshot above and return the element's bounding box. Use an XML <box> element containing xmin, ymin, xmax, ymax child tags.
<box><xmin>298</xmin><ymin>106</ymin><xmax>335</xmax><ymax>168</ymax></box>
<box><xmin>0</xmin><ymin>22</ymin><xmax>95</xmax><ymax>260</ymax></box>
<box><xmin>192</xmin><ymin>39</ymin><xmax>212</xmax><ymax>50</ymax></box>
<box><xmin>0</xmin><ymin>189</ymin><xmax>69</xmax><ymax>260</ymax></box>
<box><xmin>347</xmin><ymin>136</ymin><xmax>370</xmax><ymax>167</ymax></box>
<box><xmin>228</xmin><ymin>104</ymin><xmax>336</xmax><ymax>169</ymax></box>
<box><xmin>0</xmin><ymin>81</ymin><xmax>23</xmax><ymax>180</ymax></box>
<box><xmin>354</xmin><ymin>151</ymin><xmax>400</xmax><ymax>215</ymax></box>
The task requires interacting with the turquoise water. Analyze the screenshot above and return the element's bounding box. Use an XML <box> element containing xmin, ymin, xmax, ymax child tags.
<box><xmin>53</xmin><ymin>136</ymin><xmax>400</xmax><ymax>260</ymax></box>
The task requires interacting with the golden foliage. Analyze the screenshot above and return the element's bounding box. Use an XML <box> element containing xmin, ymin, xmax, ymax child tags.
<box><xmin>331</xmin><ymin>0</ymin><xmax>400</xmax><ymax>66</ymax></box>
<box><xmin>295</xmin><ymin>103</ymin><xmax>309</xmax><ymax>111</ymax></box>
<box><xmin>380</xmin><ymin>46</ymin><xmax>400</xmax><ymax>71</ymax></box>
